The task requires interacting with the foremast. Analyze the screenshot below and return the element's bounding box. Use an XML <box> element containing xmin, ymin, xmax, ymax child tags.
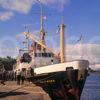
<box><xmin>39</xmin><ymin>0</ymin><xmax>45</xmax><ymax>50</ymax></box>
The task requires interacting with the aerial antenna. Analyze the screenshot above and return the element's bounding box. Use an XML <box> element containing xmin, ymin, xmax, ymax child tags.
<box><xmin>77</xmin><ymin>34</ymin><xmax>83</xmax><ymax>59</ymax></box>
<box><xmin>40</xmin><ymin>1</ymin><xmax>43</xmax><ymax>30</ymax></box>
<box><xmin>80</xmin><ymin>34</ymin><xmax>83</xmax><ymax>59</ymax></box>
<box><xmin>36</xmin><ymin>0</ymin><xmax>44</xmax><ymax>30</ymax></box>
<box><xmin>24</xmin><ymin>25</ymin><xmax>30</xmax><ymax>51</ymax></box>
<box><xmin>61</xmin><ymin>13</ymin><xmax>64</xmax><ymax>24</ymax></box>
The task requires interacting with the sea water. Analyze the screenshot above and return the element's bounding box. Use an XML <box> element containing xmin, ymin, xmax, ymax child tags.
<box><xmin>81</xmin><ymin>73</ymin><xmax>100</xmax><ymax>100</ymax></box>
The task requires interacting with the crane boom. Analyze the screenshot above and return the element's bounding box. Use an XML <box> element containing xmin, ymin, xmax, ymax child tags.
<box><xmin>22</xmin><ymin>32</ymin><xmax>59</xmax><ymax>58</ymax></box>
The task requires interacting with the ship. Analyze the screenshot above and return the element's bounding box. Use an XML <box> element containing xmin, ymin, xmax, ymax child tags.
<box><xmin>14</xmin><ymin>5</ymin><xmax>89</xmax><ymax>100</ymax></box>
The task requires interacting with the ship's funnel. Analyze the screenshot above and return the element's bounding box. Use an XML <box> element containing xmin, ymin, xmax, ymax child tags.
<box><xmin>60</xmin><ymin>23</ymin><xmax>65</xmax><ymax>63</ymax></box>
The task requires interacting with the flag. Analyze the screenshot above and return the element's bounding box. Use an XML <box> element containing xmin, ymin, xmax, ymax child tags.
<box><xmin>77</xmin><ymin>34</ymin><xmax>82</xmax><ymax>42</ymax></box>
<box><xmin>43</xmin><ymin>16</ymin><xmax>47</xmax><ymax>20</ymax></box>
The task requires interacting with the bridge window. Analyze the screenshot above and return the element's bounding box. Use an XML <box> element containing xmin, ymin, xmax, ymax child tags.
<box><xmin>34</xmin><ymin>53</ymin><xmax>37</xmax><ymax>57</ymax></box>
<box><xmin>34</xmin><ymin>53</ymin><xmax>53</xmax><ymax>57</ymax></box>
<box><xmin>42</xmin><ymin>53</ymin><xmax>45</xmax><ymax>57</ymax></box>
<box><xmin>48</xmin><ymin>53</ymin><xmax>51</xmax><ymax>57</ymax></box>
<box><xmin>43</xmin><ymin>53</ymin><xmax>47</xmax><ymax>57</ymax></box>
<box><xmin>38</xmin><ymin>53</ymin><xmax>41</xmax><ymax>57</ymax></box>
<box><xmin>51</xmin><ymin>53</ymin><xmax>54</xmax><ymax>57</ymax></box>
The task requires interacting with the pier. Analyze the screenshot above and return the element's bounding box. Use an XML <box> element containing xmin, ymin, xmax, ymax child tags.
<box><xmin>0</xmin><ymin>81</ymin><xmax>50</xmax><ymax>100</ymax></box>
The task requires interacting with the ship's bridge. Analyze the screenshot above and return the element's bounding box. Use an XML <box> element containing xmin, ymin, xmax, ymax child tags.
<box><xmin>30</xmin><ymin>50</ymin><xmax>59</xmax><ymax>68</ymax></box>
<box><xmin>34</xmin><ymin>52</ymin><xmax>54</xmax><ymax>58</ymax></box>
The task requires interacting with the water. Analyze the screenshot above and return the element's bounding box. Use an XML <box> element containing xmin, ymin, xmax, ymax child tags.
<box><xmin>81</xmin><ymin>73</ymin><xmax>100</xmax><ymax>100</ymax></box>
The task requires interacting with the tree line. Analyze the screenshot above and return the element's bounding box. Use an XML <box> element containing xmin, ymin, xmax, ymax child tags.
<box><xmin>0</xmin><ymin>56</ymin><xmax>16</xmax><ymax>71</ymax></box>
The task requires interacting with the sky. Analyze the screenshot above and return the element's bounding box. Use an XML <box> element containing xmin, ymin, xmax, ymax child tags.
<box><xmin>0</xmin><ymin>0</ymin><xmax>100</xmax><ymax>65</ymax></box>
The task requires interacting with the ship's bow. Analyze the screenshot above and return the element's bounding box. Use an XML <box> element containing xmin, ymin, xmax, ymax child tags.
<box><xmin>33</xmin><ymin>60</ymin><xmax>89</xmax><ymax>100</ymax></box>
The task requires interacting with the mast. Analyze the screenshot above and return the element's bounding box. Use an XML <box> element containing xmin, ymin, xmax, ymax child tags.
<box><xmin>38</xmin><ymin>0</ymin><xmax>45</xmax><ymax>45</ymax></box>
<box><xmin>40</xmin><ymin>2</ymin><xmax>43</xmax><ymax>31</ymax></box>
<box><xmin>26</xmin><ymin>30</ymin><xmax>30</xmax><ymax>51</ymax></box>
<box><xmin>25</xmin><ymin>25</ymin><xmax>30</xmax><ymax>51</ymax></box>
<box><xmin>60</xmin><ymin>15</ymin><xmax>65</xmax><ymax>63</ymax></box>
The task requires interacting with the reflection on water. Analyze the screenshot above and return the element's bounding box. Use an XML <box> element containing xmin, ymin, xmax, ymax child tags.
<box><xmin>81</xmin><ymin>73</ymin><xmax>100</xmax><ymax>100</ymax></box>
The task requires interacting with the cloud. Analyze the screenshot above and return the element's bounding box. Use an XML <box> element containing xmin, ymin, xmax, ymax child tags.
<box><xmin>0</xmin><ymin>0</ymin><xmax>69</xmax><ymax>21</ymax></box>
<box><xmin>0</xmin><ymin>0</ymin><xmax>35</xmax><ymax>14</ymax></box>
<box><xmin>0</xmin><ymin>36</ymin><xmax>18</xmax><ymax>58</ymax></box>
<box><xmin>0</xmin><ymin>0</ymin><xmax>69</xmax><ymax>14</ymax></box>
<box><xmin>40</xmin><ymin>0</ymin><xmax>69</xmax><ymax>6</ymax></box>
<box><xmin>65</xmin><ymin>44</ymin><xmax>100</xmax><ymax>64</ymax></box>
<box><xmin>0</xmin><ymin>36</ymin><xmax>99</xmax><ymax>66</ymax></box>
<box><xmin>44</xmin><ymin>0</ymin><xmax>70</xmax><ymax>11</ymax></box>
<box><xmin>0</xmin><ymin>11</ymin><xmax>14</xmax><ymax>21</ymax></box>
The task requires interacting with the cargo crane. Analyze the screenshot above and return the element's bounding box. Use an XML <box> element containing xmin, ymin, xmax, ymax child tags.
<box><xmin>22</xmin><ymin>31</ymin><xmax>60</xmax><ymax>59</ymax></box>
